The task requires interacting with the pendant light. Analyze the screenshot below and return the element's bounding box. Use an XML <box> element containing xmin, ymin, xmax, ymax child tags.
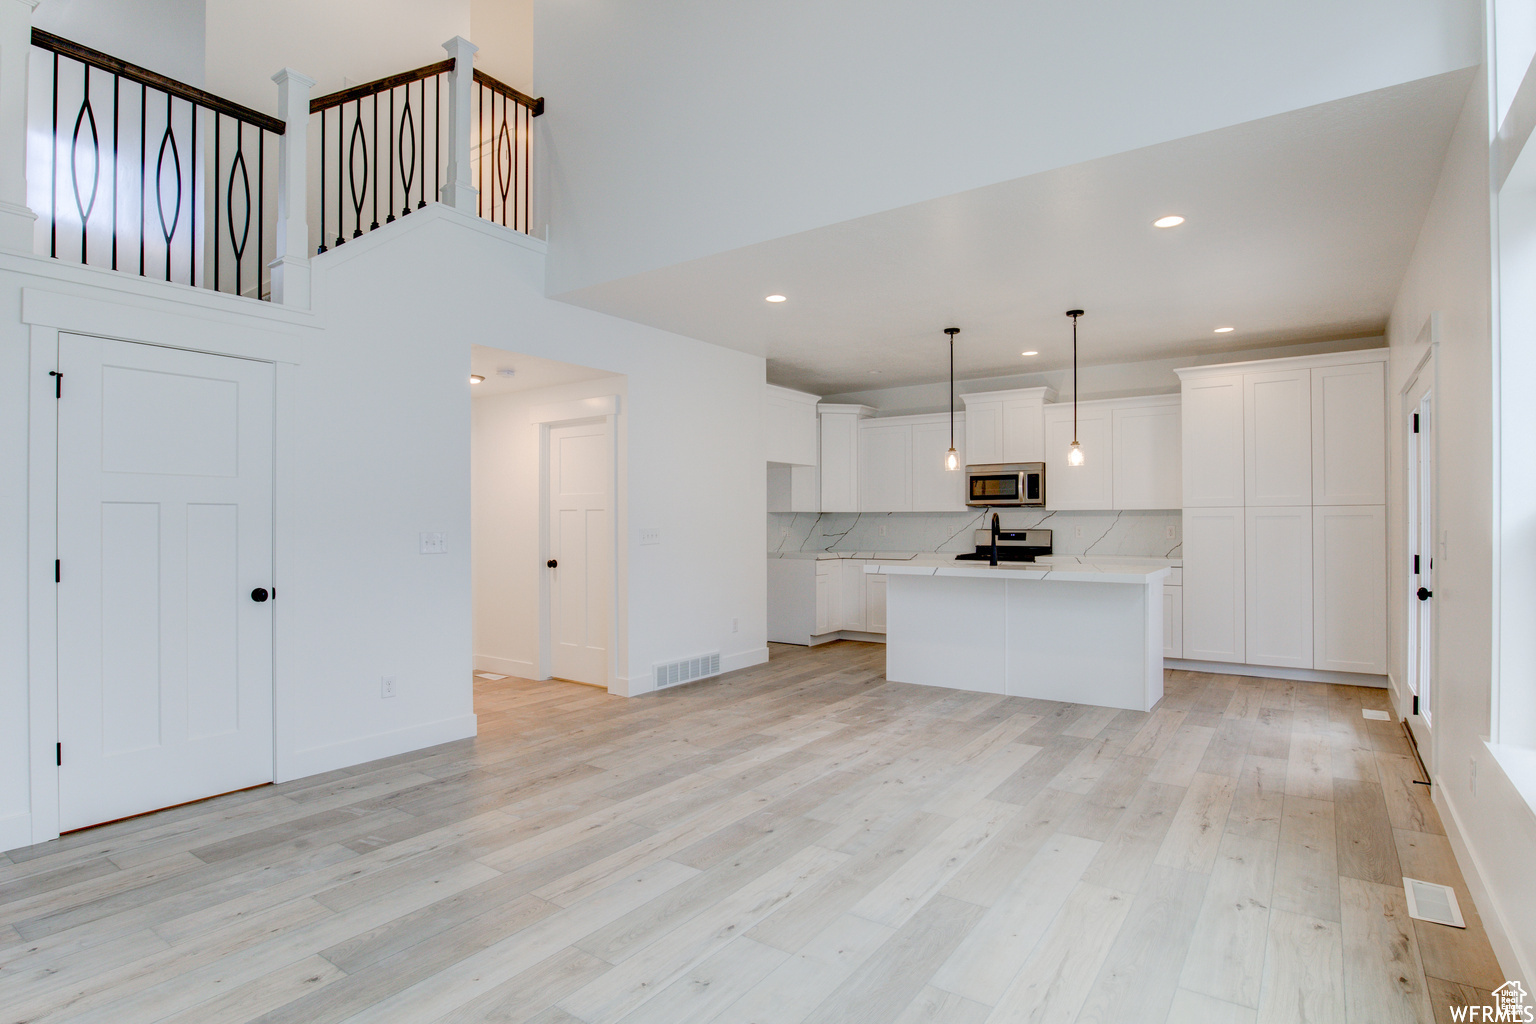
<box><xmin>944</xmin><ymin>327</ymin><xmax>960</xmax><ymax>471</ymax></box>
<box><xmin>1066</xmin><ymin>310</ymin><xmax>1085</xmax><ymax>466</ymax></box>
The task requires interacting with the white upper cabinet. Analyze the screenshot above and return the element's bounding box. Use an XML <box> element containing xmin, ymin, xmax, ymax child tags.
<box><xmin>858</xmin><ymin>421</ymin><xmax>913</xmax><ymax>512</ymax></box>
<box><xmin>1111</xmin><ymin>397</ymin><xmax>1182</xmax><ymax>509</ymax></box>
<box><xmin>1312</xmin><ymin>362</ymin><xmax>1386</xmax><ymax>505</ymax></box>
<box><xmin>1179</xmin><ymin>374</ymin><xmax>1245</xmax><ymax>506</ymax></box>
<box><xmin>910</xmin><ymin>417</ymin><xmax>967</xmax><ymax>512</ymax></box>
<box><xmin>961</xmin><ymin>388</ymin><xmax>1052</xmax><ymax>465</ymax></box>
<box><xmin>765</xmin><ymin>385</ymin><xmax>819</xmax><ymax>466</ymax></box>
<box><xmin>1244</xmin><ymin>369</ymin><xmax>1312</xmax><ymax>506</ymax></box>
<box><xmin>818</xmin><ymin>404</ymin><xmax>871</xmax><ymax>513</ymax></box>
<box><xmin>1044</xmin><ymin>403</ymin><xmax>1112</xmax><ymax>509</ymax></box>
<box><xmin>1244</xmin><ymin>506</ymin><xmax>1314</xmax><ymax>669</ymax></box>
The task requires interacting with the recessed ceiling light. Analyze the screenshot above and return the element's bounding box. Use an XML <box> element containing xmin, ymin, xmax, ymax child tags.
<box><xmin>1153</xmin><ymin>215</ymin><xmax>1185</xmax><ymax>228</ymax></box>
<box><xmin>1213</xmin><ymin>326</ymin><xmax>1235</xmax><ymax>333</ymax></box>
<box><xmin>1021</xmin><ymin>350</ymin><xmax>1039</xmax><ymax>357</ymax></box>
<box><xmin>765</xmin><ymin>294</ymin><xmax>787</xmax><ymax>303</ymax></box>
<box><xmin>868</xmin><ymin>370</ymin><xmax>881</xmax><ymax>375</ymax></box>
<box><xmin>469</xmin><ymin>374</ymin><xmax>485</xmax><ymax>383</ymax></box>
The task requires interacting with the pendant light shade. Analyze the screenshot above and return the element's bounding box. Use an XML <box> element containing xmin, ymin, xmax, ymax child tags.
<box><xmin>942</xmin><ymin>328</ymin><xmax>961</xmax><ymax>470</ymax></box>
<box><xmin>1066</xmin><ymin>310</ymin><xmax>1085</xmax><ymax>467</ymax></box>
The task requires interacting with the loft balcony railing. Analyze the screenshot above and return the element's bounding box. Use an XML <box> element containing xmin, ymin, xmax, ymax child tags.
<box><xmin>309</xmin><ymin>54</ymin><xmax>541</xmax><ymax>251</ymax></box>
<box><xmin>28</xmin><ymin>28</ymin><xmax>285</xmax><ymax>300</ymax></box>
<box><xmin>15</xmin><ymin>26</ymin><xmax>542</xmax><ymax>305</ymax></box>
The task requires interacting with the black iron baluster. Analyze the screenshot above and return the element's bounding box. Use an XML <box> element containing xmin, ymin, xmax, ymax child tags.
<box><xmin>418</xmin><ymin>76</ymin><xmax>427</xmax><ymax>209</ymax></box>
<box><xmin>159</xmin><ymin>90</ymin><xmax>180</xmax><ymax>281</ymax></box>
<box><xmin>73</xmin><ymin>63</ymin><xmax>99</xmax><ymax>264</ymax></box>
<box><xmin>189</xmin><ymin>99</ymin><xmax>196</xmax><ymax>287</ymax></box>
<box><xmin>50</xmin><ymin>53</ymin><xmax>57</xmax><ymax>258</ymax></box>
<box><xmin>111</xmin><ymin>73</ymin><xmax>118</xmax><ymax>269</ymax></box>
<box><xmin>349</xmin><ymin>99</ymin><xmax>366</xmax><ymax>238</ymax></box>
<box><xmin>257</xmin><ymin>127</ymin><xmax>264</xmax><ymax>297</ymax></box>
<box><xmin>477</xmin><ymin>82</ymin><xmax>484</xmax><ymax>220</ymax></box>
<box><xmin>139</xmin><ymin>82</ymin><xmax>145</xmax><ymax>275</ymax></box>
<box><xmin>370</xmin><ymin>93</ymin><xmax>378</xmax><ymax>231</ymax></box>
<box><xmin>318</xmin><ymin>108</ymin><xmax>326</xmax><ymax>252</ymax></box>
<box><xmin>498</xmin><ymin>98</ymin><xmax>512</xmax><ymax>227</ymax></box>
<box><xmin>399</xmin><ymin>86</ymin><xmax>415</xmax><ymax>217</ymax></box>
<box><xmin>213</xmin><ymin>111</ymin><xmax>220</xmax><ymax>290</ymax></box>
<box><xmin>386</xmin><ymin>87</ymin><xmax>395</xmax><ymax>223</ymax></box>
<box><xmin>335</xmin><ymin>99</ymin><xmax>344</xmax><ymax>246</ymax></box>
<box><xmin>227</xmin><ymin>117</ymin><xmax>250</xmax><ymax>297</ymax></box>
<box><xmin>434</xmin><ymin>74</ymin><xmax>440</xmax><ymax>203</ymax></box>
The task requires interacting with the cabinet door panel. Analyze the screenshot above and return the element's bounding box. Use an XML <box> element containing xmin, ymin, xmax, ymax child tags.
<box><xmin>1245</xmin><ymin>369</ymin><xmax>1312</xmax><ymax>505</ymax></box>
<box><xmin>819</xmin><ymin>413</ymin><xmax>859</xmax><ymax>512</ymax></box>
<box><xmin>1181</xmin><ymin>375</ymin><xmax>1244</xmax><ymax>506</ymax></box>
<box><xmin>1182</xmin><ymin>507</ymin><xmax>1245</xmax><ymax>662</ymax></box>
<box><xmin>814</xmin><ymin>572</ymin><xmax>831</xmax><ymax>635</ymax></box>
<box><xmin>1044</xmin><ymin>406</ymin><xmax>1113</xmax><ymax>509</ymax></box>
<box><xmin>1245</xmin><ymin>506</ymin><xmax>1313</xmax><ymax>668</ymax></box>
<box><xmin>866</xmin><ymin>574</ymin><xmax>888</xmax><ymax>633</ymax></box>
<box><xmin>1314</xmin><ymin>505</ymin><xmax>1387</xmax><ymax>673</ymax></box>
<box><xmin>841</xmin><ymin>560</ymin><xmax>865</xmax><ymax>632</ymax></box>
<box><xmin>1112</xmin><ymin>402</ymin><xmax>1182</xmax><ymax>509</ymax></box>
<box><xmin>911</xmin><ymin>419</ymin><xmax>966</xmax><ymax>511</ymax></box>
<box><xmin>858</xmin><ymin>424</ymin><xmax>912</xmax><ymax>512</ymax></box>
<box><xmin>1163</xmin><ymin>585</ymin><xmax>1183</xmax><ymax>658</ymax></box>
<box><xmin>964</xmin><ymin>401</ymin><xmax>1003</xmax><ymax>465</ymax></box>
<box><xmin>1312</xmin><ymin>363</ymin><xmax>1385</xmax><ymax>505</ymax></box>
<box><xmin>1003</xmin><ymin>399</ymin><xmax>1045</xmax><ymax>463</ymax></box>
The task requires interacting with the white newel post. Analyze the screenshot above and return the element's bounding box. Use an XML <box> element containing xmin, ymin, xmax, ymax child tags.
<box><xmin>439</xmin><ymin>35</ymin><xmax>478</xmax><ymax>212</ymax></box>
<box><xmin>0</xmin><ymin>0</ymin><xmax>41</xmax><ymax>252</ymax></box>
<box><xmin>269</xmin><ymin>68</ymin><xmax>315</xmax><ymax>307</ymax></box>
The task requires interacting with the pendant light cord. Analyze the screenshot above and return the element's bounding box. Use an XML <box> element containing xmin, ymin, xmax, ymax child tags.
<box><xmin>950</xmin><ymin>331</ymin><xmax>955</xmax><ymax>450</ymax></box>
<box><xmin>1072</xmin><ymin>314</ymin><xmax>1078</xmax><ymax>443</ymax></box>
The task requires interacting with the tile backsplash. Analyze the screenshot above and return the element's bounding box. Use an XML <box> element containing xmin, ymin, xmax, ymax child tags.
<box><xmin>768</xmin><ymin>509</ymin><xmax>1182</xmax><ymax>558</ymax></box>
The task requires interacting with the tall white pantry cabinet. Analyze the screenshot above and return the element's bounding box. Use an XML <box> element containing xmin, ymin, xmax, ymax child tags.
<box><xmin>1176</xmin><ymin>351</ymin><xmax>1388</xmax><ymax>676</ymax></box>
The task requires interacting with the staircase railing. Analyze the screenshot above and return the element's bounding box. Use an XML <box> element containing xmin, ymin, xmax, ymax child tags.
<box><xmin>30</xmin><ymin>28</ymin><xmax>286</xmax><ymax>300</ymax></box>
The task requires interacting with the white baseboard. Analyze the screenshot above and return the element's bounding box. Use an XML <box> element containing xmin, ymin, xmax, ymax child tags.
<box><xmin>722</xmin><ymin>646</ymin><xmax>771</xmax><ymax>673</ymax></box>
<box><xmin>1166</xmin><ymin>659</ymin><xmax>1388</xmax><ymax>687</ymax></box>
<box><xmin>473</xmin><ymin>654</ymin><xmax>537</xmax><ymax>678</ymax></box>
<box><xmin>1435</xmin><ymin>781</ymin><xmax>1530</xmax><ymax>987</ymax></box>
<box><xmin>0</xmin><ymin>812</ymin><xmax>32</xmax><ymax>856</ymax></box>
<box><xmin>275</xmin><ymin>714</ymin><xmax>478</xmax><ymax>784</ymax></box>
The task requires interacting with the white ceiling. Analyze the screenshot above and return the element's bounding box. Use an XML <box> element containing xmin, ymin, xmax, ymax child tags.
<box><xmin>469</xmin><ymin>345</ymin><xmax>619</xmax><ymax>398</ymax></box>
<box><xmin>554</xmin><ymin>70</ymin><xmax>1473</xmax><ymax>395</ymax></box>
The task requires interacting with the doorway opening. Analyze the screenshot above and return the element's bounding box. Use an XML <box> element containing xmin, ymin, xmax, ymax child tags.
<box><xmin>469</xmin><ymin>345</ymin><xmax>625</xmax><ymax>691</ymax></box>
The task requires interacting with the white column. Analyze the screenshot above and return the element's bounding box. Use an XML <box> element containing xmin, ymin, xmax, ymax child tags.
<box><xmin>439</xmin><ymin>35</ymin><xmax>478</xmax><ymax>212</ymax></box>
<box><xmin>269</xmin><ymin>67</ymin><xmax>314</xmax><ymax>307</ymax></box>
<box><xmin>0</xmin><ymin>0</ymin><xmax>41</xmax><ymax>252</ymax></box>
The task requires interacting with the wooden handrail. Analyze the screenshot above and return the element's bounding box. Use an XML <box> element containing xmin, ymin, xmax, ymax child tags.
<box><xmin>473</xmin><ymin>69</ymin><xmax>543</xmax><ymax>116</ymax></box>
<box><xmin>309</xmin><ymin>59</ymin><xmax>455</xmax><ymax>113</ymax></box>
<box><xmin>31</xmin><ymin>28</ymin><xmax>285</xmax><ymax>134</ymax></box>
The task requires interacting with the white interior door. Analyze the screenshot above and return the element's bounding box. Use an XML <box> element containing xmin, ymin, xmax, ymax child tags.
<box><xmin>548</xmin><ymin>421</ymin><xmax>610</xmax><ymax>686</ymax></box>
<box><xmin>57</xmin><ymin>335</ymin><xmax>274</xmax><ymax>832</ymax></box>
<box><xmin>1405</xmin><ymin>372</ymin><xmax>1435</xmax><ymax>761</ymax></box>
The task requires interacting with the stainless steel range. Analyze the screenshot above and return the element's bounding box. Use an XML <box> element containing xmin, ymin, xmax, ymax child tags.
<box><xmin>952</xmin><ymin>528</ymin><xmax>1053</xmax><ymax>562</ymax></box>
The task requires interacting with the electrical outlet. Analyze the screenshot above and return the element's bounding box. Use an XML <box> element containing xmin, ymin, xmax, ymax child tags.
<box><xmin>640</xmin><ymin>528</ymin><xmax>661</xmax><ymax>545</ymax></box>
<box><xmin>878</xmin><ymin>524</ymin><xmax>887</xmax><ymax>536</ymax></box>
<box><xmin>731</xmin><ymin>617</ymin><xmax>739</xmax><ymax>633</ymax></box>
<box><xmin>381</xmin><ymin>676</ymin><xmax>397</xmax><ymax>699</ymax></box>
<box><xmin>1470</xmin><ymin>755</ymin><xmax>1478</xmax><ymax>796</ymax></box>
<box><xmin>1166</xmin><ymin>525</ymin><xmax>1176</xmax><ymax>540</ymax></box>
<box><xmin>419</xmin><ymin>532</ymin><xmax>446</xmax><ymax>554</ymax></box>
<box><xmin>1075</xmin><ymin>525</ymin><xmax>1084</xmax><ymax>539</ymax></box>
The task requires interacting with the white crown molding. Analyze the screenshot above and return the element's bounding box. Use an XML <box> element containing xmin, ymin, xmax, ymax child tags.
<box><xmin>1173</xmin><ymin>346</ymin><xmax>1388</xmax><ymax>379</ymax></box>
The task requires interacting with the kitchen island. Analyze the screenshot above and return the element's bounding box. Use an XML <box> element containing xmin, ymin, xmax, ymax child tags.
<box><xmin>865</xmin><ymin>557</ymin><xmax>1171</xmax><ymax>711</ymax></box>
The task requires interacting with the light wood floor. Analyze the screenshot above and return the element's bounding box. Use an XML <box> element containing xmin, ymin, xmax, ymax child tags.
<box><xmin>0</xmin><ymin>641</ymin><xmax>1505</xmax><ymax>1024</ymax></box>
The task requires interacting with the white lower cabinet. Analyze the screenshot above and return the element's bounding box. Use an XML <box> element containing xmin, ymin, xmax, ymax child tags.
<box><xmin>841</xmin><ymin>560</ymin><xmax>866</xmax><ymax>632</ymax></box>
<box><xmin>814</xmin><ymin>566</ymin><xmax>835</xmax><ymax>635</ymax></box>
<box><xmin>866</xmin><ymin>573</ymin><xmax>888</xmax><ymax>634</ymax></box>
<box><xmin>1314</xmin><ymin>505</ymin><xmax>1387</xmax><ymax>673</ymax></box>
<box><xmin>1163</xmin><ymin>584</ymin><xmax>1183</xmax><ymax>658</ymax></box>
<box><xmin>1245</xmin><ymin>506</ymin><xmax>1314</xmax><ymax>669</ymax></box>
<box><xmin>1182</xmin><ymin>507</ymin><xmax>1245</xmax><ymax>663</ymax></box>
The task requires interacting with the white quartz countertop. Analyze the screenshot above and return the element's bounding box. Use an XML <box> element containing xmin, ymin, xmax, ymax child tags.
<box><xmin>864</xmin><ymin>554</ymin><xmax>1171</xmax><ymax>584</ymax></box>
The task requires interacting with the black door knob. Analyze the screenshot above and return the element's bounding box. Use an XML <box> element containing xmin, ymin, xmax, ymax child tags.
<box><xmin>1417</xmin><ymin>587</ymin><xmax>1433</xmax><ymax>601</ymax></box>
<box><xmin>251</xmin><ymin>587</ymin><xmax>270</xmax><ymax>603</ymax></box>
<box><xmin>546</xmin><ymin>559</ymin><xmax>558</xmax><ymax>569</ymax></box>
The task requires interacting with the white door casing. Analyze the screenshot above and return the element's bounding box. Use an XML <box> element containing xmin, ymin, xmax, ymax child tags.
<box><xmin>548</xmin><ymin>420</ymin><xmax>611</xmax><ymax>687</ymax></box>
<box><xmin>1405</xmin><ymin>367</ymin><xmax>1435</xmax><ymax>761</ymax></box>
<box><xmin>56</xmin><ymin>335</ymin><xmax>274</xmax><ymax>832</ymax></box>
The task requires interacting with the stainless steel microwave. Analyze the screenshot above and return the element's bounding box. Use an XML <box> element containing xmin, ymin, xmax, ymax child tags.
<box><xmin>965</xmin><ymin>462</ymin><xmax>1046</xmax><ymax>507</ymax></box>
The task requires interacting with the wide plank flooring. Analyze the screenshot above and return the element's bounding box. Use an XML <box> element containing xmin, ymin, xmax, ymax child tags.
<box><xmin>0</xmin><ymin>641</ymin><xmax>1504</xmax><ymax>1023</ymax></box>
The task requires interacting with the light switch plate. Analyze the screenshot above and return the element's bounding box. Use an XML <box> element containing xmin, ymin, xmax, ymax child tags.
<box><xmin>419</xmin><ymin>532</ymin><xmax>446</xmax><ymax>554</ymax></box>
<box><xmin>640</xmin><ymin>528</ymin><xmax>661</xmax><ymax>545</ymax></box>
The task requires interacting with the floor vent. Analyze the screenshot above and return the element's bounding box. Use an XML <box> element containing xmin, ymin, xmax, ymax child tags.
<box><xmin>1362</xmin><ymin>708</ymin><xmax>1391</xmax><ymax>721</ymax></box>
<box><xmin>1403</xmin><ymin>877</ymin><xmax>1466</xmax><ymax>928</ymax></box>
<box><xmin>655</xmin><ymin>652</ymin><xmax>721</xmax><ymax>690</ymax></box>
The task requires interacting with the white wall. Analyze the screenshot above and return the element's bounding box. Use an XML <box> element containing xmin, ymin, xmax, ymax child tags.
<box><xmin>33</xmin><ymin>0</ymin><xmax>205</xmax><ymax>85</ymax></box>
<box><xmin>473</xmin><ymin>374</ymin><xmax>625</xmax><ymax>678</ymax></box>
<box><xmin>536</xmin><ymin>0</ymin><xmax>1482</xmax><ymax>296</ymax></box>
<box><xmin>1384</xmin><ymin>65</ymin><xmax>1536</xmax><ymax>983</ymax></box>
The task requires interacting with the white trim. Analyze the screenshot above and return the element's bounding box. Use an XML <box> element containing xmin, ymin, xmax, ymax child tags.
<box><xmin>529</xmin><ymin>394</ymin><xmax>619</xmax><ymax>424</ymax></box>
<box><xmin>26</xmin><ymin>326</ymin><xmax>60</xmax><ymax>845</ymax></box>
<box><xmin>1166</xmin><ymin>658</ymin><xmax>1387</xmax><ymax>686</ymax></box>
<box><xmin>21</xmin><ymin>287</ymin><xmax>307</xmax><ymax>363</ymax></box>
<box><xmin>276</xmin><ymin>714</ymin><xmax>478</xmax><ymax>784</ymax></box>
<box><xmin>765</xmin><ymin>383</ymin><xmax>820</xmax><ymax>405</ymax></box>
<box><xmin>961</xmin><ymin>386</ymin><xmax>1058</xmax><ymax>406</ymax></box>
<box><xmin>1436</xmin><ymin>776</ymin><xmax>1530</xmax><ymax>988</ymax></box>
<box><xmin>721</xmin><ymin>646</ymin><xmax>771</xmax><ymax>673</ymax></box>
<box><xmin>311</xmin><ymin>202</ymin><xmax>546</xmax><ymax>273</ymax></box>
<box><xmin>473</xmin><ymin>654</ymin><xmax>537</xmax><ymax>678</ymax></box>
<box><xmin>815</xmin><ymin>403</ymin><xmax>876</xmax><ymax>417</ymax></box>
<box><xmin>1496</xmin><ymin>49</ymin><xmax>1536</xmax><ymax>190</ymax></box>
<box><xmin>1174</xmin><ymin>347</ymin><xmax>1389</xmax><ymax>380</ymax></box>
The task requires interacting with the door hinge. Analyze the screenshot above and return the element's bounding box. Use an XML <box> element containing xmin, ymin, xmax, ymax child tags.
<box><xmin>56</xmin><ymin>742</ymin><xmax>61</xmax><ymax>766</ymax></box>
<box><xmin>1412</xmin><ymin>412</ymin><xmax>1419</xmax><ymax>433</ymax></box>
<box><xmin>1413</xmin><ymin>554</ymin><xmax>1419</xmax><ymax>575</ymax></box>
<box><xmin>48</xmin><ymin>370</ymin><xmax>62</xmax><ymax>398</ymax></box>
<box><xmin>55</xmin><ymin>559</ymin><xmax>60</xmax><ymax>583</ymax></box>
<box><xmin>1412</xmin><ymin>695</ymin><xmax>1420</xmax><ymax>716</ymax></box>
